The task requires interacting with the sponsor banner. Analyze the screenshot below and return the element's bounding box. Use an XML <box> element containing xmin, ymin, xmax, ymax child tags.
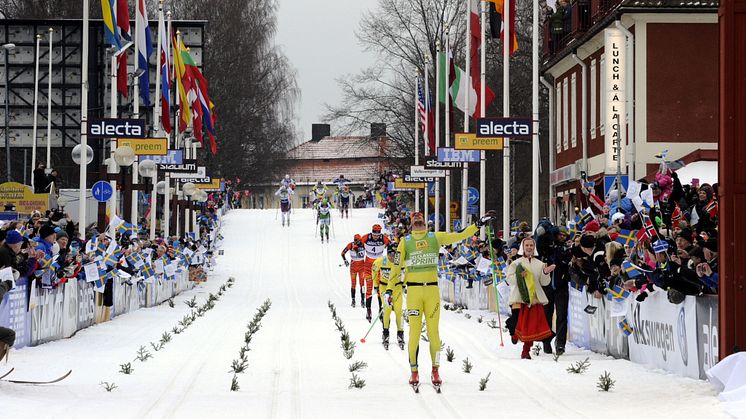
<box><xmin>0</xmin><ymin>278</ymin><xmax>31</xmax><ymax>349</ymax></box>
<box><xmin>139</xmin><ymin>150</ymin><xmax>184</xmax><ymax>165</ymax></box>
<box><xmin>176</xmin><ymin>176</ymin><xmax>214</xmax><ymax>185</ymax></box>
<box><xmin>77</xmin><ymin>279</ymin><xmax>96</xmax><ymax>331</ymax></box>
<box><xmin>31</xmin><ymin>287</ymin><xmax>65</xmax><ymax>346</ymax></box>
<box><xmin>568</xmin><ymin>286</ymin><xmax>591</xmax><ymax>350</ymax></box>
<box><xmin>404</xmin><ymin>174</ymin><xmax>435</xmax><ymax>183</ymax></box>
<box><xmin>454</xmin><ymin>133</ymin><xmax>503</xmax><ymax>150</ymax></box>
<box><xmin>394</xmin><ymin>178</ymin><xmax>425</xmax><ymax>189</ymax></box>
<box><xmin>195</xmin><ymin>179</ymin><xmax>222</xmax><ymax>190</ymax></box>
<box><xmin>117</xmin><ymin>138</ymin><xmax>169</xmax><ymax>155</ymax></box>
<box><xmin>696</xmin><ymin>295</ymin><xmax>719</xmax><ymax>379</ymax></box>
<box><xmin>437</xmin><ymin>147</ymin><xmax>480</xmax><ymax>163</ymax></box>
<box><xmin>155</xmin><ymin>159</ymin><xmax>197</xmax><ymax>173</ymax></box>
<box><xmin>170</xmin><ymin>166</ymin><xmax>207</xmax><ymax>179</ymax></box>
<box><xmin>476</xmin><ymin>117</ymin><xmax>532</xmax><ymax>138</ymax></box>
<box><xmin>628</xmin><ymin>290</ymin><xmax>699</xmax><ymax>378</ymax></box>
<box><xmin>410</xmin><ymin>165</ymin><xmax>446</xmax><ymax>178</ymax></box>
<box><xmin>0</xmin><ymin>182</ymin><xmax>50</xmax><ymax>214</ymax></box>
<box><xmin>62</xmin><ymin>280</ymin><xmax>79</xmax><ymax>338</ymax></box>
<box><xmin>425</xmin><ymin>157</ymin><xmax>462</xmax><ymax>170</ymax></box>
<box><xmin>604</xmin><ymin>27</ymin><xmax>627</xmax><ymax>174</ymax></box>
<box><xmin>88</xmin><ymin>117</ymin><xmax>146</xmax><ymax>138</ymax></box>
<box><xmin>588</xmin><ymin>293</ymin><xmax>609</xmax><ymax>354</ymax></box>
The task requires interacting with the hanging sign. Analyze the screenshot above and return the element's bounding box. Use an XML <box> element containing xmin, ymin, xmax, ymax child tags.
<box><xmin>88</xmin><ymin>118</ymin><xmax>146</xmax><ymax>138</ymax></box>
<box><xmin>604</xmin><ymin>27</ymin><xmax>627</xmax><ymax>174</ymax></box>
<box><xmin>139</xmin><ymin>150</ymin><xmax>183</xmax><ymax>165</ymax></box>
<box><xmin>437</xmin><ymin>148</ymin><xmax>480</xmax><ymax>163</ymax></box>
<box><xmin>410</xmin><ymin>165</ymin><xmax>446</xmax><ymax>178</ymax></box>
<box><xmin>476</xmin><ymin>117</ymin><xmax>532</xmax><ymax>138</ymax></box>
<box><xmin>454</xmin><ymin>133</ymin><xmax>503</xmax><ymax>150</ymax></box>
<box><xmin>393</xmin><ymin>179</ymin><xmax>425</xmax><ymax>190</ymax></box>
<box><xmin>425</xmin><ymin>156</ymin><xmax>463</xmax><ymax>170</ymax></box>
<box><xmin>117</xmin><ymin>138</ymin><xmax>168</xmax><ymax>155</ymax></box>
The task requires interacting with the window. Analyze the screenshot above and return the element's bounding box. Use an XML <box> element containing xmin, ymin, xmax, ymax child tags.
<box><xmin>563</xmin><ymin>79</ymin><xmax>569</xmax><ymax>151</ymax></box>
<box><xmin>571</xmin><ymin>72</ymin><xmax>578</xmax><ymax>148</ymax></box>
<box><xmin>556</xmin><ymin>83</ymin><xmax>562</xmax><ymax>153</ymax></box>
<box><xmin>600</xmin><ymin>54</ymin><xmax>606</xmax><ymax>136</ymax></box>
<box><xmin>590</xmin><ymin>58</ymin><xmax>597</xmax><ymax>139</ymax></box>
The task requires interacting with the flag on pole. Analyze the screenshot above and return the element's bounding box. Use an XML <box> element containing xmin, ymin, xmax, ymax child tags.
<box><xmin>115</xmin><ymin>0</ymin><xmax>131</xmax><ymax>97</ymax></box>
<box><xmin>469</xmin><ymin>0</ymin><xmax>481</xmax><ymax>81</ymax></box>
<box><xmin>136</xmin><ymin>0</ymin><xmax>154</xmax><ymax>106</ymax></box>
<box><xmin>158</xmin><ymin>11</ymin><xmax>171</xmax><ymax>134</ymax></box>
<box><xmin>172</xmin><ymin>32</ymin><xmax>192</xmax><ymax>132</ymax></box>
<box><xmin>101</xmin><ymin>0</ymin><xmax>121</xmax><ymax>49</ymax></box>
<box><xmin>417</xmin><ymin>78</ymin><xmax>434</xmax><ymax>153</ymax></box>
<box><xmin>615</xmin><ymin>229</ymin><xmax>638</xmax><ymax>247</ymax></box>
<box><xmin>487</xmin><ymin>0</ymin><xmax>519</xmax><ymax>54</ymax></box>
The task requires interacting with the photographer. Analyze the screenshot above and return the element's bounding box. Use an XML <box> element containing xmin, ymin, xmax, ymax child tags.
<box><xmin>541</xmin><ymin>226</ymin><xmax>572</xmax><ymax>355</ymax></box>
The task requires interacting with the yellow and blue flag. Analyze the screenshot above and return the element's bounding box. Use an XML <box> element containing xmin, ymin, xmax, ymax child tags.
<box><xmin>622</xmin><ymin>260</ymin><xmax>642</xmax><ymax>278</ymax></box>
<box><xmin>606</xmin><ymin>284</ymin><xmax>630</xmax><ymax>302</ymax></box>
<box><xmin>101</xmin><ymin>0</ymin><xmax>122</xmax><ymax>49</ymax></box>
<box><xmin>618</xmin><ymin>318</ymin><xmax>634</xmax><ymax>336</ymax></box>
<box><xmin>615</xmin><ymin>229</ymin><xmax>638</xmax><ymax>247</ymax></box>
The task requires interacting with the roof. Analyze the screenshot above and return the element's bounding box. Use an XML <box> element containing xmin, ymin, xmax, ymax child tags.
<box><xmin>285</xmin><ymin>160</ymin><xmax>386</xmax><ymax>185</ymax></box>
<box><xmin>621</xmin><ymin>0</ymin><xmax>718</xmax><ymax>8</ymax></box>
<box><xmin>286</xmin><ymin>136</ymin><xmax>386</xmax><ymax>160</ymax></box>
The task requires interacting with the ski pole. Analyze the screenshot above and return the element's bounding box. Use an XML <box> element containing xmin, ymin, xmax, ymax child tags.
<box><xmin>330</xmin><ymin>214</ymin><xmax>336</xmax><ymax>239</ymax></box>
<box><xmin>486</xmin><ymin>225</ymin><xmax>505</xmax><ymax>347</ymax></box>
<box><xmin>360</xmin><ymin>290</ymin><xmax>401</xmax><ymax>343</ymax></box>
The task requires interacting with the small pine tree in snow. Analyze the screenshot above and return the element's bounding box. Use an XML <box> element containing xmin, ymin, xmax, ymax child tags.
<box><xmin>334</xmin><ymin>317</ymin><xmax>345</xmax><ymax>332</ymax></box>
<box><xmin>185</xmin><ymin>296</ymin><xmax>197</xmax><ymax>308</ymax></box>
<box><xmin>477</xmin><ymin>315</ymin><xmax>483</xmax><ymax>323</ymax></box>
<box><xmin>446</xmin><ymin>346</ymin><xmax>455</xmax><ymax>362</ymax></box>
<box><xmin>348</xmin><ymin>373</ymin><xmax>366</xmax><ymax>389</ymax></box>
<box><xmin>172</xmin><ymin>326</ymin><xmax>182</xmax><ymax>335</ymax></box>
<box><xmin>100</xmin><ymin>381</ymin><xmax>118</xmax><ymax>392</ymax></box>
<box><xmin>464</xmin><ymin>313</ymin><xmax>472</xmax><ymax>320</ymax></box>
<box><xmin>230</xmin><ymin>358</ymin><xmax>248</xmax><ymax>374</ymax></box>
<box><xmin>160</xmin><ymin>332</ymin><xmax>172</xmax><ymax>344</ymax></box>
<box><xmin>230</xmin><ymin>374</ymin><xmax>240</xmax><ymax>391</ymax></box>
<box><xmin>135</xmin><ymin>346</ymin><xmax>153</xmax><ymax>362</ymax></box>
<box><xmin>150</xmin><ymin>342</ymin><xmax>164</xmax><ymax>352</ymax></box>
<box><xmin>567</xmin><ymin>357</ymin><xmax>591</xmax><ymax>374</ymax></box>
<box><xmin>462</xmin><ymin>357</ymin><xmax>473</xmax><ymax>373</ymax></box>
<box><xmin>348</xmin><ymin>361</ymin><xmax>368</xmax><ymax>372</ymax></box>
<box><xmin>341</xmin><ymin>339</ymin><xmax>356</xmax><ymax>360</ymax></box>
<box><xmin>340</xmin><ymin>330</ymin><xmax>350</xmax><ymax>342</ymax></box>
<box><xmin>487</xmin><ymin>319</ymin><xmax>500</xmax><ymax>329</ymax></box>
<box><xmin>479</xmin><ymin>372</ymin><xmax>491</xmax><ymax>391</ymax></box>
<box><xmin>167</xmin><ymin>298</ymin><xmax>175</xmax><ymax>308</ymax></box>
<box><xmin>532</xmin><ymin>344</ymin><xmax>541</xmax><ymax>357</ymax></box>
<box><xmin>119</xmin><ymin>363</ymin><xmax>133</xmax><ymax>374</ymax></box>
<box><xmin>597</xmin><ymin>371</ymin><xmax>615</xmax><ymax>391</ymax></box>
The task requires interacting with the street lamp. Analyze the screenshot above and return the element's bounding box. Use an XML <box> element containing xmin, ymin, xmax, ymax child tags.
<box><xmin>182</xmin><ymin>182</ymin><xmax>197</xmax><ymax>237</ymax></box>
<box><xmin>156</xmin><ymin>180</ymin><xmax>172</xmax><ymax>239</ymax></box>
<box><xmin>113</xmin><ymin>146</ymin><xmax>135</xmax><ymax>220</ymax></box>
<box><xmin>138</xmin><ymin>160</ymin><xmax>157</xmax><ymax>239</ymax></box>
<box><xmin>71</xmin><ymin>143</ymin><xmax>93</xmax><ymax>232</ymax></box>
<box><xmin>4</xmin><ymin>42</ymin><xmax>16</xmax><ymax>182</ymax></box>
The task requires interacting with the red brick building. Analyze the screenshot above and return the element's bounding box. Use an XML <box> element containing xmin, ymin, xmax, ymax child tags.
<box><xmin>543</xmin><ymin>0</ymin><xmax>718</xmax><ymax>222</ymax></box>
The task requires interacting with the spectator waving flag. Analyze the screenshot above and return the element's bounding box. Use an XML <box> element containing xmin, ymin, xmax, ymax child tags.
<box><xmin>615</xmin><ymin>229</ymin><xmax>638</xmax><ymax>247</ymax></box>
<box><xmin>618</xmin><ymin>318</ymin><xmax>634</xmax><ymax>336</ymax></box>
<box><xmin>606</xmin><ymin>285</ymin><xmax>630</xmax><ymax>302</ymax></box>
<box><xmin>653</xmin><ymin>239</ymin><xmax>669</xmax><ymax>254</ymax></box>
<box><xmin>575</xmin><ymin>208</ymin><xmax>594</xmax><ymax>229</ymax></box>
<box><xmin>567</xmin><ymin>221</ymin><xmax>579</xmax><ymax>241</ymax></box>
<box><xmin>622</xmin><ymin>260</ymin><xmax>643</xmax><ymax>278</ymax></box>
<box><xmin>136</xmin><ymin>0</ymin><xmax>154</xmax><ymax>106</ymax></box>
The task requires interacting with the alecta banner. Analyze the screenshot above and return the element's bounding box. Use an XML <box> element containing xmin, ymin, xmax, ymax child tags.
<box><xmin>627</xmin><ymin>290</ymin><xmax>699</xmax><ymax>378</ymax></box>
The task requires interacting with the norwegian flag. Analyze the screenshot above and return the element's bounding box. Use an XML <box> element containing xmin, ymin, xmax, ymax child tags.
<box><xmin>417</xmin><ymin>77</ymin><xmax>435</xmax><ymax>154</ymax></box>
<box><xmin>671</xmin><ymin>204</ymin><xmax>682</xmax><ymax>229</ymax></box>
<box><xmin>637</xmin><ymin>214</ymin><xmax>659</xmax><ymax>241</ymax></box>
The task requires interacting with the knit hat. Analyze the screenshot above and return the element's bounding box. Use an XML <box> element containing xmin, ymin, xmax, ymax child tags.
<box><xmin>584</xmin><ymin>220</ymin><xmax>601</xmax><ymax>233</ymax></box>
<box><xmin>39</xmin><ymin>224</ymin><xmax>56</xmax><ymax>240</ymax></box>
<box><xmin>56</xmin><ymin>230</ymin><xmax>69</xmax><ymax>240</ymax></box>
<box><xmin>611</xmin><ymin>212</ymin><xmax>625</xmax><ymax>224</ymax></box>
<box><xmin>580</xmin><ymin>234</ymin><xmax>596</xmax><ymax>249</ymax></box>
<box><xmin>678</xmin><ymin>228</ymin><xmax>694</xmax><ymax>244</ymax></box>
<box><xmin>5</xmin><ymin>230</ymin><xmax>23</xmax><ymax>245</ymax></box>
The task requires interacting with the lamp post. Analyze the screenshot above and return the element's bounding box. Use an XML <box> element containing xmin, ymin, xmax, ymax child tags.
<box><xmin>113</xmin><ymin>145</ymin><xmax>136</xmax><ymax>221</ymax></box>
<box><xmin>182</xmin><ymin>181</ymin><xmax>197</xmax><ymax>237</ymax></box>
<box><xmin>3</xmin><ymin>42</ymin><xmax>16</xmax><ymax>182</ymax></box>
<box><xmin>138</xmin><ymin>160</ymin><xmax>157</xmax><ymax>239</ymax></box>
<box><xmin>71</xmin><ymin>143</ymin><xmax>93</xmax><ymax>230</ymax></box>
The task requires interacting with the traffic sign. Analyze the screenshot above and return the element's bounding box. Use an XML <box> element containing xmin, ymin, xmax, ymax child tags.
<box><xmin>604</xmin><ymin>175</ymin><xmax>629</xmax><ymax>197</ymax></box>
<box><xmin>428</xmin><ymin>182</ymin><xmax>436</xmax><ymax>197</ymax></box>
<box><xmin>467</xmin><ymin>187</ymin><xmax>480</xmax><ymax>205</ymax></box>
<box><xmin>92</xmin><ymin>181</ymin><xmax>114</xmax><ymax>203</ymax></box>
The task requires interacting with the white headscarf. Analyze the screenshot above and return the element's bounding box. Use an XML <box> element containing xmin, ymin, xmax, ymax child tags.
<box><xmin>517</xmin><ymin>237</ymin><xmax>539</xmax><ymax>257</ymax></box>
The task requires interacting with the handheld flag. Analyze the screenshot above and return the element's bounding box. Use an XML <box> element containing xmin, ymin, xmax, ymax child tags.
<box><xmin>615</xmin><ymin>229</ymin><xmax>638</xmax><ymax>247</ymax></box>
<box><xmin>622</xmin><ymin>260</ymin><xmax>642</xmax><ymax>278</ymax></box>
<box><xmin>618</xmin><ymin>318</ymin><xmax>634</xmax><ymax>336</ymax></box>
<box><xmin>606</xmin><ymin>284</ymin><xmax>631</xmax><ymax>302</ymax></box>
<box><xmin>653</xmin><ymin>239</ymin><xmax>669</xmax><ymax>254</ymax></box>
<box><xmin>576</xmin><ymin>208</ymin><xmax>594</xmax><ymax>228</ymax></box>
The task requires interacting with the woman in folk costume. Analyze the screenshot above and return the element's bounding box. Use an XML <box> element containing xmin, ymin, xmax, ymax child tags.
<box><xmin>506</xmin><ymin>237</ymin><xmax>556</xmax><ymax>359</ymax></box>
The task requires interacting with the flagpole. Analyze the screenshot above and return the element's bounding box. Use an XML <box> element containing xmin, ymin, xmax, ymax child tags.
<box><xmin>479</xmin><ymin>0</ymin><xmax>487</xmax><ymax>239</ymax></box>
<box><xmin>414</xmin><ymin>73</ymin><xmax>420</xmax><ymax>214</ymax></box>
<box><xmin>532</xmin><ymin>0</ymin><xmax>540</xmax><ymax>228</ymax></box>
<box><xmin>435</xmin><ymin>40</ymin><xmax>441</xmax><ymax>232</ymax></box>
<box><xmin>445</xmin><ymin>32</ymin><xmax>451</xmax><ymax>232</ymax></box>
<box><xmin>31</xmin><ymin>34</ymin><xmax>41</xmax><ymax>191</ymax></box>
<box><xmin>174</xmin><ymin>30</ymin><xmax>183</xmax><ymax>237</ymax></box>
<box><xmin>46</xmin><ymin>27</ymin><xmax>53</xmax><ymax>169</ymax></box>
<box><xmin>462</xmin><ymin>0</ymin><xmax>472</xmax><ymax>228</ymax></box>
<box><xmin>109</xmin><ymin>48</ymin><xmax>118</xmax><ymax>218</ymax></box>
<box><xmin>163</xmin><ymin>10</ymin><xmax>172</xmax><ymax>239</ymax></box>
<box><xmin>154</xmin><ymin>0</ymin><xmax>163</xmax><ymax>136</ymax></box>
<box><xmin>79</xmin><ymin>0</ymin><xmax>89</xmax><ymax>238</ymax></box>
<box><xmin>502</xmin><ymin>0</ymin><xmax>511</xmax><ymax>237</ymax></box>
<box><xmin>424</xmin><ymin>60</ymin><xmax>430</xmax><ymax>224</ymax></box>
<box><xmin>131</xmin><ymin>0</ymin><xmax>142</xmax><ymax>224</ymax></box>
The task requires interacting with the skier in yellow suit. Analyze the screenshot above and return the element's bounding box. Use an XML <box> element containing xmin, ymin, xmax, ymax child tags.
<box><xmin>385</xmin><ymin>210</ymin><xmax>495</xmax><ymax>391</ymax></box>
<box><xmin>373</xmin><ymin>241</ymin><xmax>405</xmax><ymax>351</ymax></box>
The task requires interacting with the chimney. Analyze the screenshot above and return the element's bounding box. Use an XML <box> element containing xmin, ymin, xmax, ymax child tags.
<box><xmin>311</xmin><ymin>124</ymin><xmax>331</xmax><ymax>142</ymax></box>
<box><xmin>370</xmin><ymin>123</ymin><xmax>387</xmax><ymax>138</ymax></box>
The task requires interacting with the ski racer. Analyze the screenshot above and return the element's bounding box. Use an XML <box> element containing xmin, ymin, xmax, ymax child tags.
<box><xmin>338</xmin><ymin>185</ymin><xmax>353</xmax><ymax>218</ymax></box>
<box><xmin>274</xmin><ymin>185</ymin><xmax>294</xmax><ymax>226</ymax></box>
<box><xmin>373</xmin><ymin>241</ymin><xmax>405</xmax><ymax>350</ymax></box>
<box><xmin>359</xmin><ymin>224</ymin><xmax>391</xmax><ymax>322</ymax></box>
<box><xmin>281</xmin><ymin>174</ymin><xmax>296</xmax><ymax>190</ymax></box>
<box><xmin>384</xmin><ymin>210</ymin><xmax>496</xmax><ymax>390</ymax></box>
<box><xmin>316</xmin><ymin>198</ymin><xmax>333</xmax><ymax>242</ymax></box>
<box><xmin>310</xmin><ymin>181</ymin><xmax>328</xmax><ymax>206</ymax></box>
<box><xmin>341</xmin><ymin>234</ymin><xmax>366</xmax><ymax>307</ymax></box>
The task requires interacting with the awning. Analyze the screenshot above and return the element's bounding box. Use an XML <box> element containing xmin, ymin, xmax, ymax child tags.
<box><xmin>675</xmin><ymin>160</ymin><xmax>718</xmax><ymax>186</ymax></box>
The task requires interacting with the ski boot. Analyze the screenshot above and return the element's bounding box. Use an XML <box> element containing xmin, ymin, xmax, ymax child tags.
<box><xmin>325</xmin><ymin>232</ymin><xmax>330</xmax><ymax>241</ymax></box>
<box><xmin>282</xmin><ymin>219</ymin><xmax>285</xmax><ymax>227</ymax></box>
<box><xmin>351</xmin><ymin>299</ymin><xmax>356</xmax><ymax>308</ymax></box>
<box><xmin>431</xmin><ymin>367</ymin><xmax>442</xmax><ymax>393</ymax></box>
<box><xmin>366</xmin><ymin>307</ymin><xmax>372</xmax><ymax>323</ymax></box>
<box><xmin>409</xmin><ymin>371</ymin><xmax>420</xmax><ymax>393</ymax></box>
<box><xmin>397</xmin><ymin>330</ymin><xmax>405</xmax><ymax>350</ymax></box>
<box><xmin>382</xmin><ymin>329</ymin><xmax>390</xmax><ymax>350</ymax></box>
<box><xmin>360</xmin><ymin>290</ymin><xmax>366</xmax><ymax>309</ymax></box>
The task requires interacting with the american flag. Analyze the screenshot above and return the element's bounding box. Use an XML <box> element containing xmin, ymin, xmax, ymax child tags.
<box><xmin>417</xmin><ymin>78</ymin><xmax>428</xmax><ymax>128</ymax></box>
<box><xmin>417</xmin><ymin>77</ymin><xmax>435</xmax><ymax>154</ymax></box>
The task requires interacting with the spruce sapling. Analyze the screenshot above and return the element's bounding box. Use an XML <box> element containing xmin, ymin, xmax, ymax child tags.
<box><xmin>119</xmin><ymin>363</ymin><xmax>134</xmax><ymax>374</ymax></box>
<box><xmin>566</xmin><ymin>357</ymin><xmax>591</xmax><ymax>374</ymax></box>
<box><xmin>487</xmin><ymin>319</ymin><xmax>500</xmax><ymax>329</ymax></box>
<box><xmin>340</xmin><ymin>330</ymin><xmax>350</xmax><ymax>343</ymax></box>
<box><xmin>348</xmin><ymin>373</ymin><xmax>366</xmax><ymax>389</ymax></box>
<box><xmin>446</xmin><ymin>346</ymin><xmax>455</xmax><ymax>362</ymax></box>
<box><xmin>100</xmin><ymin>381</ymin><xmax>118</xmax><ymax>392</ymax></box>
<box><xmin>185</xmin><ymin>296</ymin><xmax>197</xmax><ymax>308</ymax></box>
<box><xmin>464</xmin><ymin>313</ymin><xmax>472</xmax><ymax>319</ymax></box>
<box><xmin>597</xmin><ymin>371</ymin><xmax>615</xmax><ymax>391</ymax></box>
<box><xmin>160</xmin><ymin>332</ymin><xmax>172</xmax><ymax>344</ymax></box>
<box><xmin>230</xmin><ymin>374</ymin><xmax>240</xmax><ymax>391</ymax></box>
<box><xmin>334</xmin><ymin>317</ymin><xmax>345</xmax><ymax>332</ymax></box>
<box><xmin>172</xmin><ymin>326</ymin><xmax>182</xmax><ymax>335</ymax></box>
<box><xmin>479</xmin><ymin>372</ymin><xmax>491</xmax><ymax>391</ymax></box>
<box><xmin>477</xmin><ymin>315</ymin><xmax>484</xmax><ymax>323</ymax></box>
<box><xmin>239</xmin><ymin>346</ymin><xmax>250</xmax><ymax>358</ymax></box>
<box><xmin>150</xmin><ymin>341</ymin><xmax>164</xmax><ymax>352</ymax></box>
<box><xmin>462</xmin><ymin>357</ymin><xmax>473</xmax><ymax>373</ymax></box>
<box><xmin>348</xmin><ymin>361</ymin><xmax>368</xmax><ymax>372</ymax></box>
<box><xmin>135</xmin><ymin>346</ymin><xmax>153</xmax><ymax>362</ymax></box>
<box><xmin>532</xmin><ymin>344</ymin><xmax>542</xmax><ymax>357</ymax></box>
<box><xmin>230</xmin><ymin>358</ymin><xmax>248</xmax><ymax>374</ymax></box>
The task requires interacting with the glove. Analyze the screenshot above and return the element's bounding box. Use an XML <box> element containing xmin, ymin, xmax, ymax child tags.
<box><xmin>475</xmin><ymin>210</ymin><xmax>497</xmax><ymax>228</ymax></box>
<box><xmin>384</xmin><ymin>290</ymin><xmax>393</xmax><ymax>307</ymax></box>
<box><xmin>3</xmin><ymin>278</ymin><xmax>15</xmax><ymax>291</ymax></box>
<box><xmin>344</xmin><ymin>260</ymin><xmax>350</xmax><ymax>267</ymax></box>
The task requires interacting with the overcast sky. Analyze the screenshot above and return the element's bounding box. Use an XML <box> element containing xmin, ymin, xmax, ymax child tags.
<box><xmin>275</xmin><ymin>0</ymin><xmax>378</xmax><ymax>142</ymax></box>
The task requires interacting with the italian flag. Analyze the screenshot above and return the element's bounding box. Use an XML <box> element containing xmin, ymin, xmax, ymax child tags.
<box><xmin>438</xmin><ymin>51</ymin><xmax>494</xmax><ymax>120</ymax></box>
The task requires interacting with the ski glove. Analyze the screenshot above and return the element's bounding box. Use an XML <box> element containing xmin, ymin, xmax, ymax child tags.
<box><xmin>384</xmin><ymin>290</ymin><xmax>393</xmax><ymax>307</ymax></box>
<box><xmin>475</xmin><ymin>210</ymin><xmax>498</xmax><ymax>228</ymax></box>
<box><xmin>344</xmin><ymin>259</ymin><xmax>350</xmax><ymax>267</ymax></box>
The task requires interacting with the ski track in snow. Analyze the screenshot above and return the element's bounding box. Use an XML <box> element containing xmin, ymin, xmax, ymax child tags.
<box><xmin>0</xmin><ymin>208</ymin><xmax>727</xmax><ymax>419</ymax></box>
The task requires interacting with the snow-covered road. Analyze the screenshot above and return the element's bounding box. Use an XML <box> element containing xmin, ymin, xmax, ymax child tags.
<box><xmin>0</xmin><ymin>209</ymin><xmax>726</xmax><ymax>418</ymax></box>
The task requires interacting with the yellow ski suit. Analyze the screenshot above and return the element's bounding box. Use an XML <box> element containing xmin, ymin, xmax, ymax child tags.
<box><xmin>373</xmin><ymin>255</ymin><xmax>404</xmax><ymax>332</ymax></box>
<box><xmin>387</xmin><ymin>224</ymin><xmax>478</xmax><ymax>372</ymax></box>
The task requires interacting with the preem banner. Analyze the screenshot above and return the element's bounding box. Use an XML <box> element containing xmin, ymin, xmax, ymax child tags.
<box><xmin>628</xmin><ymin>291</ymin><xmax>699</xmax><ymax>378</ymax></box>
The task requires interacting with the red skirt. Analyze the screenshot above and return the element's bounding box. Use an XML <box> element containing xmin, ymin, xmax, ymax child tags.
<box><xmin>514</xmin><ymin>304</ymin><xmax>552</xmax><ymax>342</ymax></box>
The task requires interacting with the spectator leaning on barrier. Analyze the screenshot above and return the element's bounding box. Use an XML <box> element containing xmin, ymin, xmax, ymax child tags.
<box><xmin>0</xmin><ymin>230</ymin><xmax>27</xmax><ymax>277</ymax></box>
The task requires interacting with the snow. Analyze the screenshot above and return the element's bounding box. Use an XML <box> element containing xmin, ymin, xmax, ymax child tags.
<box><xmin>0</xmin><ymin>208</ymin><xmax>726</xmax><ymax>418</ymax></box>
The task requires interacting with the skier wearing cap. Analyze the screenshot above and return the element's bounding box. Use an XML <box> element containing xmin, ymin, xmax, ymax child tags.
<box><xmin>373</xmin><ymin>241</ymin><xmax>405</xmax><ymax>350</ymax></box>
<box><xmin>359</xmin><ymin>224</ymin><xmax>391</xmax><ymax>321</ymax></box>
<box><xmin>316</xmin><ymin>198</ymin><xmax>333</xmax><ymax>242</ymax></box>
<box><xmin>338</xmin><ymin>186</ymin><xmax>353</xmax><ymax>218</ymax></box>
<box><xmin>385</xmin><ymin>210</ymin><xmax>496</xmax><ymax>391</ymax></box>
<box><xmin>275</xmin><ymin>185</ymin><xmax>294</xmax><ymax>227</ymax></box>
<box><xmin>341</xmin><ymin>234</ymin><xmax>366</xmax><ymax>307</ymax></box>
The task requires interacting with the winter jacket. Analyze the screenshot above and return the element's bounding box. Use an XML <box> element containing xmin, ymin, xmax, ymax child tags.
<box><xmin>506</xmin><ymin>256</ymin><xmax>552</xmax><ymax>306</ymax></box>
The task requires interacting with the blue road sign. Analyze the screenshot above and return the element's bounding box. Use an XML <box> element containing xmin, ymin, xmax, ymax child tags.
<box><xmin>467</xmin><ymin>187</ymin><xmax>480</xmax><ymax>205</ymax></box>
<box><xmin>604</xmin><ymin>175</ymin><xmax>629</xmax><ymax>198</ymax></box>
<box><xmin>92</xmin><ymin>181</ymin><xmax>114</xmax><ymax>203</ymax></box>
<box><xmin>428</xmin><ymin>182</ymin><xmax>436</xmax><ymax>197</ymax></box>
<box><xmin>452</xmin><ymin>219</ymin><xmax>462</xmax><ymax>231</ymax></box>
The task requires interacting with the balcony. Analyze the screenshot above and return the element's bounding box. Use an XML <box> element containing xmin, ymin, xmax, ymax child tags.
<box><xmin>542</xmin><ymin>0</ymin><xmax>623</xmax><ymax>62</ymax></box>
